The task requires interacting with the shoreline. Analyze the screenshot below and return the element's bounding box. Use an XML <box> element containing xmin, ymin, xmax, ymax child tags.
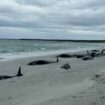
<box><xmin>0</xmin><ymin>47</ymin><xmax>102</xmax><ymax>62</ymax></box>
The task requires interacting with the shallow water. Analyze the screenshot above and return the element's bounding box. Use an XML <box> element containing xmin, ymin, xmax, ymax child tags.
<box><xmin>0</xmin><ymin>39</ymin><xmax>105</xmax><ymax>61</ymax></box>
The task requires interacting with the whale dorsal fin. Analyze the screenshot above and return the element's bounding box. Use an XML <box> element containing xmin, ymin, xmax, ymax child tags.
<box><xmin>16</xmin><ymin>66</ymin><xmax>23</xmax><ymax>77</ymax></box>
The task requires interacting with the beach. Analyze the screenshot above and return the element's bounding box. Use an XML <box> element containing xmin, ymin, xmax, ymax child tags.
<box><xmin>0</xmin><ymin>50</ymin><xmax>105</xmax><ymax>105</ymax></box>
<box><xmin>0</xmin><ymin>0</ymin><xmax>105</xmax><ymax>104</ymax></box>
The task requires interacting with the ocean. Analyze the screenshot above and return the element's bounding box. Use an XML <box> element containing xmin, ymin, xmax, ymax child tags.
<box><xmin>0</xmin><ymin>39</ymin><xmax>105</xmax><ymax>61</ymax></box>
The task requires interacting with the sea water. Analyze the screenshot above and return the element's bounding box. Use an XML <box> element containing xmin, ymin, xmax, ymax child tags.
<box><xmin>0</xmin><ymin>39</ymin><xmax>105</xmax><ymax>61</ymax></box>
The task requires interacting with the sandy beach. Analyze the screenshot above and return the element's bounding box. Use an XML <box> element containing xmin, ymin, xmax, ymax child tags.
<box><xmin>0</xmin><ymin>50</ymin><xmax>105</xmax><ymax>105</ymax></box>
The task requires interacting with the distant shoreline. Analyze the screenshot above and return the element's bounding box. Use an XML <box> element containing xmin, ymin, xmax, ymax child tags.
<box><xmin>21</xmin><ymin>39</ymin><xmax>105</xmax><ymax>43</ymax></box>
<box><xmin>1</xmin><ymin>38</ymin><xmax>105</xmax><ymax>43</ymax></box>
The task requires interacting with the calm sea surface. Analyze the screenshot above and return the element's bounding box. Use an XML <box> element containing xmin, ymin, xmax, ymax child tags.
<box><xmin>0</xmin><ymin>39</ymin><xmax>105</xmax><ymax>61</ymax></box>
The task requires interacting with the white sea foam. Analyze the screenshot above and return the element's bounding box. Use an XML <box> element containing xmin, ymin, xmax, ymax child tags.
<box><xmin>0</xmin><ymin>47</ymin><xmax>100</xmax><ymax>62</ymax></box>
<box><xmin>0</xmin><ymin>39</ymin><xmax>104</xmax><ymax>62</ymax></box>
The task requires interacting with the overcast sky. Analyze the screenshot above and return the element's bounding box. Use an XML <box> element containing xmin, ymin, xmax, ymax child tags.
<box><xmin>0</xmin><ymin>0</ymin><xmax>105</xmax><ymax>39</ymax></box>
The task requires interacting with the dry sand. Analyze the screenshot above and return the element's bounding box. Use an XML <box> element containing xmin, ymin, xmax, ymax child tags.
<box><xmin>0</xmin><ymin>51</ymin><xmax>105</xmax><ymax>105</ymax></box>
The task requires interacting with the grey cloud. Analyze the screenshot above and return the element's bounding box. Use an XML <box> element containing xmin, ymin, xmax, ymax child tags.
<box><xmin>16</xmin><ymin>0</ymin><xmax>58</xmax><ymax>6</ymax></box>
<box><xmin>0</xmin><ymin>0</ymin><xmax>105</xmax><ymax>39</ymax></box>
<box><xmin>84</xmin><ymin>0</ymin><xmax>105</xmax><ymax>8</ymax></box>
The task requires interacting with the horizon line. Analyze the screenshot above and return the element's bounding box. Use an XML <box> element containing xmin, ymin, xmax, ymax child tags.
<box><xmin>1</xmin><ymin>38</ymin><xmax>105</xmax><ymax>43</ymax></box>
